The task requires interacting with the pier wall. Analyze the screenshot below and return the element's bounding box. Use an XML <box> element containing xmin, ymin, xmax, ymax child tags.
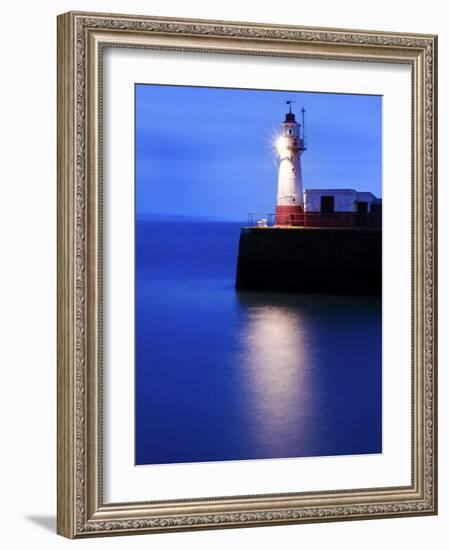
<box><xmin>235</xmin><ymin>227</ymin><xmax>381</xmax><ymax>295</ymax></box>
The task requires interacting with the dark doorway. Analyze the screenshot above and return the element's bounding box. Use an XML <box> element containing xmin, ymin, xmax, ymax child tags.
<box><xmin>357</xmin><ymin>201</ymin><xmax>369</xmax><ymax>214</ymax></box>
<box><xmin>320</xmin><ymin>196</ymin><xmax>335</xmax><ymax>213</ymax></box>
<box><xmin>371</xmin><ymin>203</ymin><xmax>382</xmax><ymax>215</ymax></box>
<box><xmin>356</xmin><ymin>201</ymin><xmax>369</xmax><ymax>227</ymax></box>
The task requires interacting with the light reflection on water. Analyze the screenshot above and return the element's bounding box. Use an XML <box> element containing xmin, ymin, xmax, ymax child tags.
<box><xmin>237</xmin><ymin>296</ymin><xmax>313</xmax><ymax>453</ymax></box>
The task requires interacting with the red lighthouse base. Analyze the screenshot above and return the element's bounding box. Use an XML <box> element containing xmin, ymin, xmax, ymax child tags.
<box><xmin>275</xmin><ymin>205</ymin><xmax>304</xmax><ymax>226</ymax></box>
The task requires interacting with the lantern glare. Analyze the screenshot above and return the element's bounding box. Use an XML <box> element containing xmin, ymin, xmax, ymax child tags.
<box><xmin>275</xmin><ymin>136</ymin><xmax>289</xmax><ymax>157</ymax></box>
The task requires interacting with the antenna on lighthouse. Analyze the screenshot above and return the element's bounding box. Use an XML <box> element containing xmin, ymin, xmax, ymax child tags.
<box><xmin>301</xmin><ymin>107</ymin><xmax>306</xmax><ymax>140</ymax></box>
<box><xmin>286</xmin><ymin>99</ymin><xmax>295</xmax><ymax>113</ymax></box>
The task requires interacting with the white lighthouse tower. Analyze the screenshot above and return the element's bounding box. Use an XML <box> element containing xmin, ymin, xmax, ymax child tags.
<box><xmin>275</xmin><ymin>101</ymin><xmax>307</xmax><ymax>225</ymax></box>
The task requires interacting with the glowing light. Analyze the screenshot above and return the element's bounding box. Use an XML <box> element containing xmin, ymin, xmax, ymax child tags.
<box><xmin>275</xmin><ymin>136</ymin><xmax>289</xmax><ymax>157</ymax></box>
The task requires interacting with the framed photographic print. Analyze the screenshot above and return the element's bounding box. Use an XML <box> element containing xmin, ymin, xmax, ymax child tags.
<box><xmin>57</xmin><ymin>11</ymin><xmax>438</xmax><ymax>538</ymax></box>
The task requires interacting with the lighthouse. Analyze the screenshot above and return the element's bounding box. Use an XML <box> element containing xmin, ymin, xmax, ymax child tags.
<box><xmin>237</xmin><ymin>100</ymin><xmax>382</xmax><ymax>293</ymax></box>
<box><xmin>275</xmin><ymin>101</ymin><xmax>306</xmax><ymax>226</ymax></box>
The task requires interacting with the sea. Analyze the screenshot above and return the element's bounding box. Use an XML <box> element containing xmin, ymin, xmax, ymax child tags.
<box><xmin>135</xmin><ymin>220</ymin><xmax>382</xmax><ymax>465</ymax></box>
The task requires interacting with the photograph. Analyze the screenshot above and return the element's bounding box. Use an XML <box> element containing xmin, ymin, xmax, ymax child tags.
<box><xmin>135</xmin><ymin>84</ymin><xmax>383</xmax><ymax>466</ymax></box>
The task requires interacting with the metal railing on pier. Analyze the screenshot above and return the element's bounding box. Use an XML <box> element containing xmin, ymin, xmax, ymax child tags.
<box><xmin>247</xmin><ymin>212</ymin><xmax>382</xmax><ymax>228</ymax></box>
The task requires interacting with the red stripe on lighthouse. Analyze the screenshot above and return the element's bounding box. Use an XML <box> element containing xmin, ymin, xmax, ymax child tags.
<box><xmin>275</xmin><ymin>205</ymin><xmax>304</xmax><ymax>226</ymax></box>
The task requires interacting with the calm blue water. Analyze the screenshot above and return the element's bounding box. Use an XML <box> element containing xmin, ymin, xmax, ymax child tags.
<box><xmin>135</xmin><ymin>220</ymin><xmax>382</xmax><ymax>465</ymax></box>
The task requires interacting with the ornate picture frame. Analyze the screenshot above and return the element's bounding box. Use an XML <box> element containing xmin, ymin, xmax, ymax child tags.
<box><xmin>57</xmin><ymin>11</ymin><xmax>437</xmax><ymax>538</ymax></box>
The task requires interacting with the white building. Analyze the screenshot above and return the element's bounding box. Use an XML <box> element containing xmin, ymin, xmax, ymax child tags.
<box><xmin>304</xmin><ymin>189</ymin><xmax>382</xmax><ymax>214</ymax></box>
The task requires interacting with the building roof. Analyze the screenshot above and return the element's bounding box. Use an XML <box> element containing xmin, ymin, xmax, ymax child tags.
<box><xmin>304</xmin><ymin>189</ymin><xmax>381</xmax><ymax>201</ymax></box>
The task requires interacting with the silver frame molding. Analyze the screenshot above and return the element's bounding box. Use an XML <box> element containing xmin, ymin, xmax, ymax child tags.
<box><xmin>57</xmin><ymin>11</ymin><xmax>438</xmax><ymax>538</ymax></box>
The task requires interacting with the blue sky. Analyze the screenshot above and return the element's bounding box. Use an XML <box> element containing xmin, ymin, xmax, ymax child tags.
<box><xmin>136</xmin><ymin>84</ymin><xmax>382</xmax><ymax>221</ymax></box>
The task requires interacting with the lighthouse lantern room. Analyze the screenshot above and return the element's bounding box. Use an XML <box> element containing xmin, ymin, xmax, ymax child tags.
<box><xmin>275</xmin><ymin>101</ymin><xmax>307</xmax><ymax>226</ymax></box>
